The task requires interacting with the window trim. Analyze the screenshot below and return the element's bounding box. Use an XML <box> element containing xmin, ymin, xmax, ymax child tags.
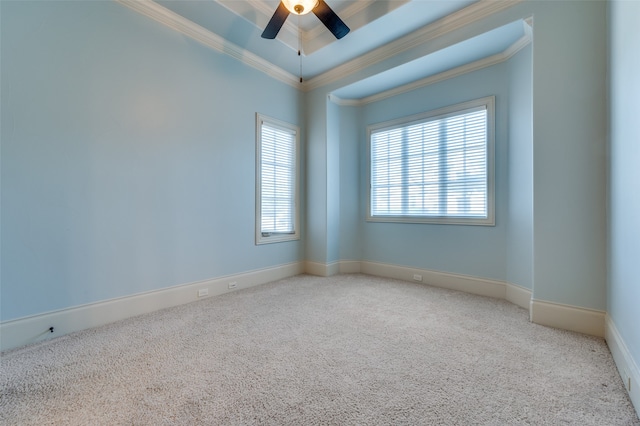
<box><xmin>255</xmin><ymin>113</ymin><xmax>300</xmax><ymax>245</ymax></box>
<box><xmin>367</xmin><ymin>96</ymin><xmax>495</xmax><ymax>226</ymax></box>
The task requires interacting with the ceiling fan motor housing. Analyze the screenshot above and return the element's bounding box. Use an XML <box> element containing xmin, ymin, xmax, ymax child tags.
<box><xmin>282</xmin><ymin>0</ymin><xmax>319</xmax><ymax>15</ymax></box>
<box><xmin>262</xmin><ymin>0</ymin><xmax>349</xmax><ymax>40</ymax></box>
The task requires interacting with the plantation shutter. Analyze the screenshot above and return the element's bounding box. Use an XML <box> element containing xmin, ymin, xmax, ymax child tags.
<box><xmin>260</xmin><ymin>121</ymin><xmax>296</xmax><ymax>235</ymax></box>
<box><xmin>370</xmin><ymin>105</ymin><xmax>488</xmax><ymax>218</ymax></box>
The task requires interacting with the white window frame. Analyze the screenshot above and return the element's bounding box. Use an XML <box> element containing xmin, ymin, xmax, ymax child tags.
<box><xmin>256</xmin><ymin>113</ymin><xmax>300</xmax><ymax>244</ymax></box>
<box><xmin>367</xmin><ymin>96</ymin><xmax>495</xmax><ymax>226</ymax></box>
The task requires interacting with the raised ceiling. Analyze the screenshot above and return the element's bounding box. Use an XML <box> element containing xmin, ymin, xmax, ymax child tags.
<box><xmin>118</xmin><ymin>0</ymin><xmax>529</xmax><ymax>100</ymax></box>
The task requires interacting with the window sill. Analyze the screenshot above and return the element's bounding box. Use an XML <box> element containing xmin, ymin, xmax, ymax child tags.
<box><xmin>366</xmin><ymin>215</ymin><xmax>495</xmax><ymax>226</ymax></box>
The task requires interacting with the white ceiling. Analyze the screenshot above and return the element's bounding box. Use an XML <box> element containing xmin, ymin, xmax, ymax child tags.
<box><xmin>120</xmin><ymin>0</ymin><xmax>529</xmax><ymax>100</ymax></box>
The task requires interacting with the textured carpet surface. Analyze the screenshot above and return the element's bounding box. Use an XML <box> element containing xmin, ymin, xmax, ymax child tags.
<box><xmin>1</xmin><ymin>274</ymin><xmax>638</xmax><ymax>425</ymax></box>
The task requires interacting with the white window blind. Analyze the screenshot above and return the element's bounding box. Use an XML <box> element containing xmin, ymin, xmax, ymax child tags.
<box><xmin>256</xmin><ymin>114</ymin><xmax>299</xmax><ymax>244</ymax></box>
<box><xmin>369</xmin><ymin>97</ymin><xmax>494</xmax><ymax>225</ymax></box>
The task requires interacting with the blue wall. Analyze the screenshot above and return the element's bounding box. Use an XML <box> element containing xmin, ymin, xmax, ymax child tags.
<box><xmin>337</xmin><ymin>104</ymin><xmax>362</xmax><ymax>262</ymax></box>
<box><xmin>530</xmin><ymin>1</ymin><xmax>607</xmax><ymax>310</ymax></box>
<box><xmin>357</xmin><ymin>64</ymin><xmax>509</xmax><ymax>280</ymax></box>
<box><xmin>609</xmin><ymin>0</ymin><xmax>640</xmax><ymax>380</ymax></box>
<box><xmin>0</xmin><ymin>1</ymin><xmax>303</xmax><ymax>321</ymax></box>
<box><xmin>304</xmin><ymin>90</ymin><xmax>328</xmax><ymax>264</ymax></box>
<box><xmin>305</xmin><ymin>1</ymin><xmax>608</xmax><ymax>314</ymax></box>
<box><xmin>1</xmin><ymin>1</ymin><xmax>615</xmax><ymax>328</ymax></box>
<box><xmin>326</xmin><ymin>100</ymin><xmax>341</xmax><ymax>264</ymax></box>
<box><xmin>506</xmin><ymin>44</ymin><xmax>533</xmax><ymax>290</ymax></box>
<box><xmin>3</xmin><ymin>1</ymin><xmax>633</xmax><ymax>407</ymax></box>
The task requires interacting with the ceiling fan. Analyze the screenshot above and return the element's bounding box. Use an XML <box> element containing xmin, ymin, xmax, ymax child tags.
<box><xmin>262</xmin><ymin>0</ymin><xmax>350</xmax><ymax>40</ymax></box>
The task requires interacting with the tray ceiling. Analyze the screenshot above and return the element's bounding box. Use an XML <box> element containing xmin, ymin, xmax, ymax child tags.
<box><xmin>118</xmin><ymin>0</ymin><xmax>529</xmax><ymax>99</ymax></box>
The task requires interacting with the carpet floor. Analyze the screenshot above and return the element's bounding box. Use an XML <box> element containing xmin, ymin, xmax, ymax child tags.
<box><xmin>1</xmin><ymin>274</ymin><xmax>638</xmax><ymax>425</ymax></box>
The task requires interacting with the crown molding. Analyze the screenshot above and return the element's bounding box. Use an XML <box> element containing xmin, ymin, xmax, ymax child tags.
<box><xmin>503</xmin><ymin>18</ymin><xmax>533</xmax><ymax>59</ymax></box>
<box><xmin>504</xmin><ymin>34</ymin><xmax>531</xmax><ymax>60</ymax></box>
<box><xmin>117</xmin><ymin>0</ymin><xmax>524</xmax><ymax>94</ymax></box>
<box><xmin>215</xmin><ymin>0</ymin><xmax>383</xmax><ymax>56</ymax></box>
<box><xmin>330</xmin><ymin>30</ymin><xmax>531</xmax><ymax>106</ymax></box>
<box><xmin>328</xmin><ymin>94</ymin><xmax>360</xmax><ymax>107</ymax></box>
<box><xmin>300</xmin><ymin>0</ymin><xmax>377</xmax><ymax>54</ymax></box>
<box><xmin>358</xmin><ymin>52</ymin><xmax>507</xmax><ymax>105</ymax></box>
<box><xmin>303</xmin><ymin>0</ymin><xmax>377</xmax><ymax>42</ymax></box>
<box><xmin>329</xmin><ymin>53</ymin><xmax>506</xmax><ymax>106</ymax></box>
<box><xmin>303</xmin><ymin>0</ymin><xmax>523</xmax><ymax>91</ymax></box>
<box><xmin>117</xmin><ymin>0</ymin><xmax>300</xmax><ymax>88</ymax></box>
<box><xmin>302</xmin><ymin>0</ymin><xmax>401</xmax><ymax>45</ymax></box>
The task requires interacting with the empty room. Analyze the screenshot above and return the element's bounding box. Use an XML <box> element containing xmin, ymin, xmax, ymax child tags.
<box><xmin>1</xmin><ymin>0</ymin><xmax>639</xmax><ymax>424</ymax></box>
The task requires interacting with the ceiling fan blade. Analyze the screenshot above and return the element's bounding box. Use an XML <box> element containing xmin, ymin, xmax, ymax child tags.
<box><xmin>312</xmin><ymin>0</ymin><xmax>350</xmax><ymax>39</ymax></box>
<box><xmin>261</xmin><ymin>1</ymin><xmax>290</xmax><ymax>39</ymax></box>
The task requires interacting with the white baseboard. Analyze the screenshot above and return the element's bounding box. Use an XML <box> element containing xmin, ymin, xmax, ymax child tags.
<box><xmin>347</xmin><ymin>262</ymin><xmax>533</xmax><ymax>311</ymax></box>
<box><xmin>506</xmin><ymin>282</ymin><xmax>532</xmax><ymax>310</ymax></box>
<box><xmin>606</xmin><ymin>315</ymin><xmax>640</xmax><ymax>418</ymax></box>
<box><xmin>2</xmin><ymin>257</ymin><xmax>613</xmax><ymax>357</ymax></box>
<box><xmin>359</xmin><ymin>261</ymin><xmax>507</xmax><ymax>300</ymax></box>
<box><xmin>338</xmin><ymin>260</ymin><xmax>362</xmax><ymax>274</ymax></box>
<box><xmin>0</xmin><ymin>262</ymin><xmax>304</xmax><ymax>353</ymax></box>
<box><xmin>305</xmin><ymin>260</ymin><xmax>361</xmax><ymax>275</ymax></box>
<box><xmin>530</xmin><ymin>299</ymin><xmax>606</xmax><ymax>337</ymax></box>
<box><xmin>304</xmin><ymin>261</ymin><xmax>340</xmax><ymax>277</ymax></box>
<box><xmin>334</xmin><ymin>260</ymin><xmax>606</xmax><ymax>341</ymax></box>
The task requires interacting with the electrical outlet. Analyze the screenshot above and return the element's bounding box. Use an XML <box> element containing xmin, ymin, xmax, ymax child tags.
<box><xmin>413</xmin><ymin>274</ymin><xmax>423</xmax><ymax>282</ymax></box>
<box><xmin>198</xmin><ymin>288</ymin><xmax>209</xmax><ymax>297</ymax></box>
<box><xmin>228</xmin><ymin>282</ymin><xmax>237</xmax><ymax>289</ymax></box>
<box><xmin>626</xmin><ymin>372</ymin><xmax>632</xmax><ymax>393</ymax></box>
<box><xmin>622</xmin><ymin>368</ymin><xmax>632</xmax><ymax>392</ymax></box>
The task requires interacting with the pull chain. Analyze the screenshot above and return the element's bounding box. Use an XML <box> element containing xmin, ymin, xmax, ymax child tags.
<box><xmin>298</xmin><ymin>15</ymin><xmax>303</xmax><ymax>83</ymax></box>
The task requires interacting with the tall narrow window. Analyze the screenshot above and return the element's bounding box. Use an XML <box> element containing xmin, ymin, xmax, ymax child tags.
<box><xmin>368</xmin><ymin>96</ymin><xmax>494</xmax><ymax>225</ymax></box>
<box><xmin>256</xmin><ymin>114</ymin><xmax>299</xmax><ymax>244</ymax></box>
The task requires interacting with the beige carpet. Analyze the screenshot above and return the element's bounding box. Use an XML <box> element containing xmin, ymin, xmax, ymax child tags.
<box><xmin>1</xmin><ymin>274</ymin><xmax>638</xmax><ymax>425</ymax></box>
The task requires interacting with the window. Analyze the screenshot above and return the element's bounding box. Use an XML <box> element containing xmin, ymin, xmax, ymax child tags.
<box><xmin>368</xmin><ymin>96</ymin><xmax>494</xmax><ymax>225</ymax></box>
<box><xmin>256</xmin><ymin>114</ymin><xmax>300</xmax><ymax>244</ymax></box>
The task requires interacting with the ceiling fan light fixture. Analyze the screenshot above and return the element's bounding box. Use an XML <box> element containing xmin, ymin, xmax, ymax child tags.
<box><xmin>262</xmin><ymin>0</ymin><xmax>349</xmax><ymax>40</ymax></box>
<box><xmin>282</xmin><ymin>0</ymin><xmax>318</xmax><ymax>15</ymax></box>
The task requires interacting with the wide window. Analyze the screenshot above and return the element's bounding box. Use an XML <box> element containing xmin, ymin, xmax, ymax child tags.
<box><xmin>368</xmin><ymin>96</ymin><xmax>495</xmax><ymax>225</ymax></box>
<box><xmin>256</xmin><ymin>114</ymin><xmax>300</xmax><ymax>244</ymax></box>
